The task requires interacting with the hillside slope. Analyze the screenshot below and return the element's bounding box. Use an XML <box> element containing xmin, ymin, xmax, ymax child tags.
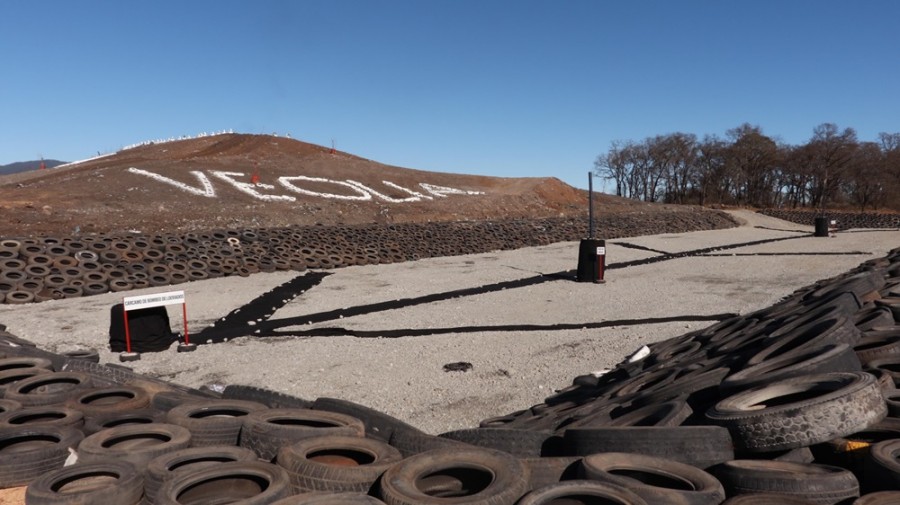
<box><xmin>0</xmin><ymin>133</ymin><xmax>594</xmax><ymax>236</ymax></box>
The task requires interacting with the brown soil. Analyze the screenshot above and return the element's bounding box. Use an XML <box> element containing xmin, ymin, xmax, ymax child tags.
<box><xmin>0</xmin><ymin>133</ymin><xmax>715</xmax><ymax>238</ymax></box>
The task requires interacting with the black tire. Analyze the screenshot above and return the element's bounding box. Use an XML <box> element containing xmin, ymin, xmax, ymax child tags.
<box><xmin>0</xmin><ymin>356</ymin><xmax>54</xmax><ymax>372</ymax></box>
<box><xmin>277</xmin><ymin>435</ymin><xmax>404</xmax><ymax>494</ymax></box>
<box><xmin>2</xmin><ymin>371</ymin><xmax>93</xmax><ymax>406</ymax></box>
<box><xmin>438</xmin><ymin>428</ymin><xmax>562</xmax><ymax>458</ymax></box>
<box><xmin>311</xmin><ymin>397</ymin><xmax>419</xmax><ymax>443</ymax></box>
<box><xmin>388</xmin><ymin>427</ymin><xmax>474</xmax><ymax>458</ymax></box>
<box><xmin>0</xmin><ymin>367</ymin><xmax>53</xmax><ymax>397</ymax></box>
<box><xmin>144</xmin><ymin>445</ymin><xmax>260</xmax><ymax>505</ymax></box>
<box><xmin>60</xmin><ymin>349</ymin><xmax>100</xmax><ymax>363</ymax></box>
<box><xmin>854</xmin><ymin>306</ymin><xmax>896</xmax><ymax>332</ymax></box>
<box><xmin>748</xmin><ymin>316</ymin><xmax>861</xmax><ymax>367</ymax></box>
<box><xmin>562</xmin><ymin>425</ymin><xmax>734</xmax><ymax>470</ymax></box>
<box><xmin>0</xmin><ymin>405</ymin><xmax>84</xmax><ymax>430</ymax></box>
<box><xmin>0</xmin><ymin>398</ymin><xmax>21</xmax><ymax>414</ymax></box>
<box><xmin>853</xmin><ymin>491</ymin><xmax>900</xmax><ymax>504</ymax></box>
<box><xmin>240</xmin><ymin>408</ymin><xmax>366</xmax><ymax>461</ymax></box>
<box><xmin>520</xmin><ymin>456</ymin><xmax>582</xmax><ymax>491</ymax></box>
<box><xmin>864</xmin><ymin>439</ymin><xmax>900</xmax><ymax>493</ymax></box>
<box><xmin>378</xmin><ymin>446</ymin><xmax>529</xmax><ymax>505</ymax></box>
<box><xmin>155</xmin><ymin>460</ymin><xmax>292</xmax><ymax>505</ymax></box>
<box><xmin>64</xmin><ymin>385</ymin><xmax>151</xmax><ymax>418</ymax></box>
<box><xmin>707</xmin><ymin>372</ymin><xmax>886</xmax><ymax>453</ymax></box>
<box><xmin>165</xmin><ymin>399</ymin><xmax>268</xmax><ymax>447</ymax></box>
<box><xmin>223</xmin><ymin>384</ymin><xmax>313</xmax><ymax>409</ymax></box>
<box><xmin>721</xmin><ymin>343</ymin><xmax>862</xmax><ymax>394</ymax></box>
<box><xmin>581</xmin><ymin>452</ymin><xmax>725</xmax><ymax>505</ymax></box>
<box><xmin>24</xmin><ymin>460</ymin><xmax>143</xmax><ymax>505</ymax></box>
<box><xmin>712</xmin><ymin>459</ymin><xmax>859</xmax><ymax>505</ymax></box>
<box><xmin>82</xmin><ymin>407</ymin><xmax>165</xmax><ymax>435</ymax></box>
<box><xmin>812</xmin><ymin>417</ymin><xmax>900</xmax><ymax>485</ymax></box>
<box><xmin>722</xmin><ymin>493</ymin><xmax>817</xmax><ymax>504</ymax></box>
<box><xmin>606</xmin><ymin>398</ymin><xmax>693</xmax><ymax>427</ymax></box>
<box><xmin>76</xmin><ymin>422</ymin><xmax>192</xmax><ymax>470</ymax></box>
<box><xmin>61</xmin><ymin>359</ymin><xmax>218</xmax><ymax>401</ymax></box>
<box><xmin>516</xmin><ymin>480</ymin><xmax>648</xmax><ymax>505</ymax></box>
<box><xmin>271</xmin><ymin>493</ymin><xmax>386</xmax><ymax>504</ymax></box>
<box><xmin>854</xmin><ymin>329</ymin><xmax>900</xmax><ymax>365</ymax></box>
<box><xmin>0</xmin><ymin>425</ymin><xmax>84</xmax><ymax>488</ymax></box>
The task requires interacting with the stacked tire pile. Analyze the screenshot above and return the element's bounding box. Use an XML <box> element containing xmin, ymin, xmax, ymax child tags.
<box><xmin>0</xmin><ymin>211</ymin><xmax>736</xmax><ymax>305</ymax></box>
<box><xmin>0</xmin><ymin>251</ymin><xmax>897</xmax><ymax>503</ymax></box>
<box><xmin>760</xmin><ymin>209</ymin><xmax>900</xmax><ymax>230</ymax></box>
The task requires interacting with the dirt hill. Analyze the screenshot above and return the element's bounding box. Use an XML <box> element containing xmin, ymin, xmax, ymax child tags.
<box><xmin>0</xmin><ymin>133</ymin><xmax>722</xmax><ymax>238</ymax></box>
<box><xmin>0</xmin><ymin>133</ymin><xmax>602</xmax><ymax>237</ymax></box>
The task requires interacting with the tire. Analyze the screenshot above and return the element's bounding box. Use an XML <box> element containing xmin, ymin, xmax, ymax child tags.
<box><xmin>748</xmin><ymin>316</ymin><xmax>861</xmax><ymax>367</ymax></box>
<box><xmin>854</xmin><ymin>306</ymin><xmax>896</xmax><ymax>332</ymax></box>
<box><xmin>2</xmin><ymin>371</ymin><xmax>93</xmax><ymax>406</ymax></box>
<box><xmin>0</xmin><ymin>405</ymin><xmax>84</xmax><ymax>430</ymax></box>
<box><xmin>82</xmin><ymin>407</ymin><xmax>165</xmax><ymax>435</ymax></box>
<box><xmin>165</xmin><ymin>399</ymin><xmax>268</xmax><ymax>447</ymax></box>
<box><xmin>562</xmin><ymin>425</ymin><xmax>734</xmax><ymax>470</ymax></box>
<box><xmin>0</xmin><ymin>356</ymin><xmax>54</xmax><ymax>372</ymax></box>
<box><xmin>520</xmin><ymin>456</ymin><xmax>582</xmax><ymax>491</ymax></box>
<box><xmin>271</xmin><ymin>493</ymin><xmax>386</xmax><ymax>504</ymax></box>
<box><xmin>853</xmin><ymin>491</ymin><xmax>900</xmax><ymax>504</ymax></box>
<box><xmin>155</xmin><ymin>460</ymin><xmax>292</xmax><ymax>505</ymax></box>
<box><xmin>863</xmin><ymin>439</ymin><xmax>900</xmax><ymax>493</ymax></box>
<box><xmin>722</xmin><ymin>494</ymin><xmax>817</xmax><ymax>504</ymax></box>
<box><xmin>0</xmin><ymin>398</ymin><xmax>21</xmax><ymax>414</ymax></box>
<box><xmin>144</xmin><ymin>445</ymin><xmax>259</xmax><ymax>505</ymax></box>
<box><xmin>438</xmin><ymin>427</ymin><xmax>563</xmax><ymax>457</ymax></box>
<box><xmin>61</xmin><ymin>360</ymin><xmax>218</xmax><ymax>401</ymax></box>
<box><xmin>223</xmin><ymin>384</ymin><xmax>313</xmax><ymax>409</ymax></box>
<box><xmin>0</xmin><ymin>367</ymin><xmax>54</xmax><ymax>397</ymax></box>
<box><xmin>311</xmin><ymin>397</ymin><xmax>419</xmax><ymax>443</ymax></box>
<box><xmin>712</xmin><ymin>459</ymin><xmax>859</xmax><ymax>505</ymax></box>
<box><xmin>76</xmin><ymin>422</ymin><xmax>192</xmax><ymax>470</ymax></box>
<box><xmin>721</xmin><ymin>344</ymin><xmax>862</xmax><ymax>394</ymax></box>
<box><xmin>378</xmin><ymin>447</ymin><xmax>529</xmax><ymax>505</ymax></box>
<box><xmin>581</xmin><ymin>452</ymin><xmax>725</xmax><ymax>505</ymax></box>
<box><xmin>64</xmin><ymin>385</ymin><xmax>151</xmax><ymax>418</ymax></box>
<box><xmin>240</xmin><ymin>408</ymin><xmax>366</xmax><ymax>461</ymax></box>
<box><xmin>706</xmin><ymin>372</ymin><xmax>886</xmax><ymax>453</ymax></box>
<box><xmin>0</xmin><ymin>425</ymin><xmax>84</xmax><ymax>488</ymax></box>
<box><xmin>516</xmin><ymin>480</ymin><xmax>648</xmax><ymax>505</ymax></box>
<box><xmin>24</xmin><ymin>460</ymin><xmax>143</xmax><ymax>505</ymax></box>
<box><xmin>60</xmin><ymin>349</ymin><xmax>100</xmax><ymax>363</ymax></box>
<box><xmin>277</xmin><ymin>435</ymin><xmax>404</xmax><ymax>494</ymax></box>
<box><xmin>388</xmin><ymin>427</ymin><xmax>474</xmax><ymax>458</ymax></box>
<box><xmin>854</xmin><ymin>330</ymin><xmax>900</xmax><ymax>365</ymax></box>
<box><xmin>812</xmin><ymin>418</ymin><xmax>900</xmax><ymax>484</ymax></box>
<box><xmin>606</xmin><ymin>398</ymin><xmax>693</xmax><ymax>427</ymax></box>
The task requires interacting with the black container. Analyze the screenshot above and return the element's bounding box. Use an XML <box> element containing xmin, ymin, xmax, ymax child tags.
<box><xmin>577</xmin><ymin>238</ymin><xmax>606</xmax><ymax>283</ymax></box>
<box><xmin>814</xmin><ymin>217</ymin><xmax>829</xmax><ymax>237</ymax></box>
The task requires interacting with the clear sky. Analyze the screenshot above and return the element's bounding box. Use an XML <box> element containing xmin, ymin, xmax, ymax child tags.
<box><xmin>2</xmin><ymin>1</ymin><xmax>898</xmax><ymax>189</ymax></box>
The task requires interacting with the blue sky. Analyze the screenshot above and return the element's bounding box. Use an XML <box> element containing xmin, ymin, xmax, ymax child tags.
<box><xmin>2</xmin><ymin>1</ymin><xmax>898</xmax><ymax>189</ymax></box>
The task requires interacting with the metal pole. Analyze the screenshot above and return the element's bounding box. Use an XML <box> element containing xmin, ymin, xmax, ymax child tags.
<box><xmin>588</xmin><ymin>171</ymin><xmax>595</xmax><ymax>239</ymax></box>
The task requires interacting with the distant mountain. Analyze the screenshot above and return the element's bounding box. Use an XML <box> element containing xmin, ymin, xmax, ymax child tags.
<box><xmin>0</xmin><ymin>159</ymin><xmax>66</xmax><ymax>176</ymax></box>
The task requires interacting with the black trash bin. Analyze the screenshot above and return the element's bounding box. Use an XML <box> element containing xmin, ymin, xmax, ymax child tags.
<box><xmin>814</xmin><ymin>217</ymin><xmax>829</xmax><ymax>237</ymax></box>
<box><xmin>577</xmin><ymin>238</ymin><xmax>606</xmax><ymax>283</ymax></box>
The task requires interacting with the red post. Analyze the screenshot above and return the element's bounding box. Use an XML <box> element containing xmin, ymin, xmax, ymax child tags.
<box><xmin>182</xmin><ymin>303</ymin><xmax>190</xmax><ymax>345</ymax></box>
<box><xmin>123</xmin><ymin>310</ymin><xmax>133</xmax><ymax>353</ymax></box>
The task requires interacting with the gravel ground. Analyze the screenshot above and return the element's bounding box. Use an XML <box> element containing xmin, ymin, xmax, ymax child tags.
<box><xmin>1</xmin><ymin>210</ymin><xmax>898</xmax><ymax>435</ymax></box>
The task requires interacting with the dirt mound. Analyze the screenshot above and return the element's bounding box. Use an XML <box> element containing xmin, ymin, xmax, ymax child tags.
<box><xmin>0</xmin><ymin>133</ymin><xmax>725</xmax><ymax>238</ymax></box>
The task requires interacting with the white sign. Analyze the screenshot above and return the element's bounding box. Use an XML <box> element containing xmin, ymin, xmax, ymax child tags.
<box><xmin>596</xmin><ymin>247</ymin><xmax>606</xmax><ymax>256</ymax></box>
<box><xmin>123</xmin><ymin>290</ymin><xmax>185</xmax><ymax>311</ymax></box>
<box><xmin>127</xmin><ymin>168</ymin><xmax>485</xmax><ymax>204</ymax></box>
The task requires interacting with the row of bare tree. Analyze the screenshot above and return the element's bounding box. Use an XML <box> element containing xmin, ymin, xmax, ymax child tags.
<box><xmin>594</xmin><ymin>123</ymin><xmax>900</xmax><ymax>211</ymax></box>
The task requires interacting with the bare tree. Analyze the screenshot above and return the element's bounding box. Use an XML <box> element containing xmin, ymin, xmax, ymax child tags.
<box><xmin>806</xmin><ymin>123</ymin><xmax>858</xmax><ymax>210</ymax></box>
<box><xmin>724</xmin><ymin>124</ymin><xmax>780</xmax><ymax>207</ymax></box>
